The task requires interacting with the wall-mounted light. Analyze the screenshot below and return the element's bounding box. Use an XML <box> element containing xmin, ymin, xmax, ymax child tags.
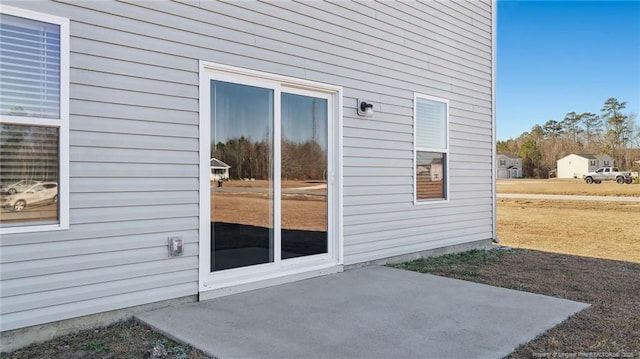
<box><xmin>357</xmin><ymin>99</ymin><xmax>374</xmax><ymax>117</ymax></box>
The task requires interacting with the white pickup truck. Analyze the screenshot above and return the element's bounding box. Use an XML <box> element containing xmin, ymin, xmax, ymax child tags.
<box><xmin>582</xmin><ymin>167</ymin><xmax>635</xmax><ymax>184</ymax></box>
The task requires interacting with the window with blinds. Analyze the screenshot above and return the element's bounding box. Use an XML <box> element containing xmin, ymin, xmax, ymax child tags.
<box><xmin>0</xmin><ymin>7</ymin><xmax>68</xmax><ymax>232</ymax></box>
<box><xmin>414</xmin><ymin>94</ymin><xmax>449</xmax><ymax>202</ymax></box>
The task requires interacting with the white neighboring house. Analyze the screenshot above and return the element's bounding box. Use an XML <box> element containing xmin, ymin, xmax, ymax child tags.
<box><xmin>210</xmin><ymin>158</ymin><xmax>230</xmax><ymax>181</ymax></box>
<box><xmin>496</xmin><ymin>154</ymin><xmax>522</xmax><ymax>179</ymax></box>
<box><xmin>557</xmin><ymin>153</ymin><xmax>615</xmax><ymax>178</ymax></box>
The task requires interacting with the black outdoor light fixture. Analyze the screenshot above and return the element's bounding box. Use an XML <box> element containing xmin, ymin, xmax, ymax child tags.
<box><xmin>357</xmin><ymin>99</ymin><xmax>374</xmax><ymax>117</ymax></box>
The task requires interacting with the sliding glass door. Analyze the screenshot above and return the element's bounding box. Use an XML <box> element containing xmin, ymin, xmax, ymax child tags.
<box><xmin>209</xmin><ymin>81</ymin><xmax>329</xmax><ymax>273</ymax></box>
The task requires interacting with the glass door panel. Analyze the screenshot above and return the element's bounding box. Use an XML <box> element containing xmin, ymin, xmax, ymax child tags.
<box><xmin>281</xmin><ymin>93</ymin><xmax>328</xmax><ymax>259</ymax></box>
<box><xmin>210</xmin><ymin>80</ymin><xmax>274</xmax><ymax>271</ymax></box>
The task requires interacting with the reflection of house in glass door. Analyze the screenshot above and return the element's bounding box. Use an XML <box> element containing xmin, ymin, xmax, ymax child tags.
<box><xmin>199</xmin><ymin>63</ymin><xmax>342</xmax><ymax>294</ymax></box>
<box><xmin>209</xmin><ymin>158</ymin><xmax>230</xmax><ymax>181</ymax></box>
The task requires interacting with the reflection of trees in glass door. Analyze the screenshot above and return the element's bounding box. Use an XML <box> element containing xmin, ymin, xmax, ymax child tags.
<box><xmin>209</xmin><ymin>80</ymin><xmax>328</xmax><ymax>273</ymax></box>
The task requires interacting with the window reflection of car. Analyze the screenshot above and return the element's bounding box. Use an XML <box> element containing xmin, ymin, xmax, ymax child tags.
<box><xmin>2</xmin><ymin>180</ymin><xmax>42</xmax><ymax>195</ymax></box>
<box><xmin>2</xmin><ymin>182</ymin><xmax>58</xmax><ymax>212</ymax></box>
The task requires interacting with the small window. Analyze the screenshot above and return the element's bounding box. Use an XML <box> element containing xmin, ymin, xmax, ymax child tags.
<box><xmin>590</xmin><ymin>160</ymin><xmax>596</xmax><ymax>166</ymax></box>
<box><xmin>0</xmin><ymin>6</ymin><xmax>69</xmax><ymax>233</ymax></box>
<box><xmin>414</xmin><ymin>94</ymin><xmax>448</xmax><ymax>203</ymax></box>
<box><xmin>499</xmin><ymin>159</ymin><xmax>506</xmax><ymax>166</ymax></box>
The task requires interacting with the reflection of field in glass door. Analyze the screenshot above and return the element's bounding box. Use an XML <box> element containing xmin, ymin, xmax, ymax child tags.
<box><xmin>211</xmin><ymin>180</ymin><xmax>327</xmax><ymax>230</ymax></box>
<box><xmin>211</xmin><ymin>180</ymin><xmax>328</xmax><ymax>264</ymax></box>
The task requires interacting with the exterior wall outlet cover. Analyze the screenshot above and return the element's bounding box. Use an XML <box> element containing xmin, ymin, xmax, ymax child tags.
<box><xmin>169</xmin><ymin>237</ymin><xmax>184</xmax><ymax>257</ymax></box>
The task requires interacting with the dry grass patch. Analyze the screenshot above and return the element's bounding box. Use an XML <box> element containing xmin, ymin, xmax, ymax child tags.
<box><xmin>393</xmin><ymin>249</ymin><xmax>640</xmax><ymax>357</ymax></box>
<box><xmin>498</xmin><ymin>179</ymin><xmax>640</xmax><ymax>197</ymax></box>
<box><xmin>497</xmin><ymin>199</ymin><xmax>640</xmax><ymax>263</ymax></box>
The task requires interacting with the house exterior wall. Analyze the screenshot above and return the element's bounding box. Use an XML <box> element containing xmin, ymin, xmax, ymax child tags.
<box><xmin>557</xmin><ymin>154</ymin><xmax>589</xmax><ymax>178</ymax></box>
<box><xmin>595</xmin><ymin>156</ymin><xmax>614</xmax><ymax>168</ymax></box>
<box><xmin>0</xmin><ymin>0</ymin><xmax>494</xmax><ymax>333</ymax></box>
<box><xmin>557</xmin><ymin>154</ymin><xmax>614</xmax><ymax>178</ymax></box>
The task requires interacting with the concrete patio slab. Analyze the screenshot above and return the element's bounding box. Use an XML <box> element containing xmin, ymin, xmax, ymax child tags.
<box><xmin>136</xmin><ymin>266</ymin><xmax>589</xmax><ymax>359</ymax></box>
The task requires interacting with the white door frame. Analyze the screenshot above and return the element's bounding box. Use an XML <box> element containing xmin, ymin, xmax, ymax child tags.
<box><xmin>198</xmin><ymin>62</ymin><xmax>343</xmax><ymax>299</ymax></box>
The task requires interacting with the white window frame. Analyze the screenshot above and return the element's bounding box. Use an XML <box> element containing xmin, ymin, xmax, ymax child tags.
<box><xmin>0</xmin><ymin>6</ymin><xmax>69</xmax><ymax>234</ymax></box>
<box><xmin>413</xmin><ymin>93</ymin><xmax>449</xmax><ymax>205</ymax></box>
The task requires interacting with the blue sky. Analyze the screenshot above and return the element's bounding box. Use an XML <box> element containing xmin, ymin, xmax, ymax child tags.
<box><xmin>497</xmin><ymin>0</ymin><xmax>640</xmax><ymax>140</ymax></box>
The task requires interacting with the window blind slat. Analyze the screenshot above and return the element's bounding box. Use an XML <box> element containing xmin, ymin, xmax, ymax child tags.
<box><xmin>1</xmin><ymin>91</ymin><xmax>61</xmax><ymax>101</ymax></box>
<box><xmin>1</xmin><ymin>83</ymin><xmax>61</xmax><ymax>94</ymax></box>
<box><xmin>2</xmin><ymin>72</ymin><xmax>61</xmax><ymax>84</ymax></box>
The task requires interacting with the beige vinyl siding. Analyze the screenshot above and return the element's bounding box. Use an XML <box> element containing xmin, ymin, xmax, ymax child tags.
<box><xmin>0</xmin><ymin>0</ymin><xmax>493</xmax><ymax>330</ymax></box>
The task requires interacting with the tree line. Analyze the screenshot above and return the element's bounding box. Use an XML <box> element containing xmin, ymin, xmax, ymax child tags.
<box><xmin>212</xmin><ymin>136</ymin><xmax>326</xmax><ymax>181</ymax></box>
<box><xmin>498</xmin><ymin>98</ymin><xmax>640</xmax><ymax>178</ymax></box>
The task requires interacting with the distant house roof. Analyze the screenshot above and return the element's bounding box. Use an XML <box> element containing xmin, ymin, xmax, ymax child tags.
<box><xmin>569</xmin><ymin>153</ymin><xmax>613</xmax><ymax>160</ymax></box>
<box><xmin>210</xmin><ymin>158</ymin><xmax>230</xmax><ymax>168</ymax></box>
<box><xmin>497</xmin><ymin>153</ymin><xmax>520</xmax><ymax>159</ymax></box>
<box><xmin>573</xmin><ymin>153</ymin><xmax>598</xmax><ymax>160</ymax></box>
